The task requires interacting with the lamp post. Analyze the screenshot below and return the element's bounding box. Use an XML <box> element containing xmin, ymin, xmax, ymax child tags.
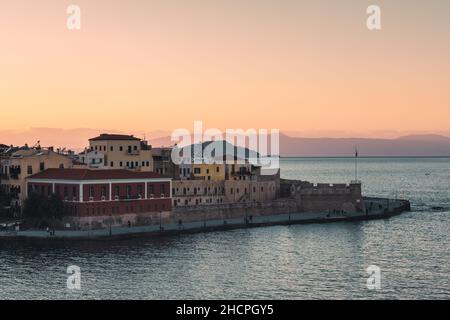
<box><xmin>109</xmin><ymin>214</ymin><xmax>112</xmax><ymax>237</ymax></box>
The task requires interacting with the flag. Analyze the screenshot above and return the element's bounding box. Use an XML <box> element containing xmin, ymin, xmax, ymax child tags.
<box><xmin>355</xmin><ymin>147</ymin><xmax>358</xmax><ymax>158</ymax></box>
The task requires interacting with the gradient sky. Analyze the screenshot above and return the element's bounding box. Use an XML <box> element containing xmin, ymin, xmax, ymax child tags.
<box><xmin>1</xmin><ymin>0</ymin><xmax>449</xmax><ymax>138</ymax></box>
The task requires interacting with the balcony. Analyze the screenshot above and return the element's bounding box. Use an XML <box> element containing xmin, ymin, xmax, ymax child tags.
<box><xmin>115</xmin><ymin>195</ymin><xmax>143</xmax><ymax>201</ymax></box>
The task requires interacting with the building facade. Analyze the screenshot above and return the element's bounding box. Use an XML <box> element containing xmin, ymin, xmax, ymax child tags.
<box><xmin>76</xmin><ymin>150</ymin><xmax>105</xmax><ymax>168</ymax></box>
<box><xmin>152</xmin><ymin>147</ymin><xmax>179</xmax><ymax>178</ymax></box>
<box><xmin>172</xmin><ymin>172</ymin><xmax>279</xmax><ymax>207</ymax></box>
<box><xmin>0</xmin><ymin>148</ymin><xmax>74</xmax><ymax>209</ymax></box>
<box><xmin>27</xmin><ymin>168</ymin><xmax>172</xmax><ymax>229</ymax></box>
<box><xmin>87</xmin><ymin>134</ymin><xmax>154</xmax><ymax>171</ymax></box>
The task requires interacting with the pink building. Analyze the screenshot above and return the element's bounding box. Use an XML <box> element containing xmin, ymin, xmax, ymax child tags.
<box><xmin>26</xmin><ymin>169</ymin><xmax>172</xmax><ymax>226</ymax></box>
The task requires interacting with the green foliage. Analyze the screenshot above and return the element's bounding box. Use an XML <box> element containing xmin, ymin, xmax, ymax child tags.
<box><xmin>23</xmin><ymin>192</ymin><xmax>64</xmax><ymax>220</ymax></box>
<box><xmin>0</xmin><ymin>189</ymin><xmax>12</xmax><ymax>216</ymax></box>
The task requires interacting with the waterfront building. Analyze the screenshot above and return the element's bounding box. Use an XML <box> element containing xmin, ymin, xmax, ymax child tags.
<box><xmin>0</xmin><ymin>147</ymin><xmax>74</xmax><ymax>211</ymax></box>
<box><xmin>87</xmin><ymin>134</ymin><xmax>154</xmax><ymax>171</ymax></box>
<box><xmin>178</xmin><ymin>162</ymin><xmax>192</xmax><ymax>180</ymax></box>
<box><xmin>152</xmin><ymin>147</ymin><xmax>179</xmax><ymax>178</ymax></box>
<box><xmin>172</xmin><ymin>180</ymin><xmax>226</xmax><ymax>206</ymax></box>
<box><xmin>27</xmin><ymin>168</ymin><xmax>172</xmax><ymax>229</ymax></box>
<box><xmin>192</xmin><ymin>162</ymin><xmax>226</xmax><ymax>181</ymax></box>
<box><xmin>172</xmin><ymin>171</ymin><xmax>279</xmax><ymax>207</ymax></box>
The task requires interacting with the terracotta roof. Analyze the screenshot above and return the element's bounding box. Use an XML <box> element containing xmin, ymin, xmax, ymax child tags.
<box><xmin>28</xmin><ymin>169</ymin><xmax>168</xmax><ymax>180</ymax></box>
<box><xmin>89</xmin><ymin>134</ymin><xmax>140</xmax><ymax>141</ymax></box>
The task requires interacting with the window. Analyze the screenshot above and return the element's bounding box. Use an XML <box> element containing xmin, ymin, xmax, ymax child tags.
<box><xmin>40</xmin><ymin>162</ymin><xmax>45</xmax><ymax>171</ymax></box>
<box><xmin>64</xmin><ymin>187</ymin><xmax>68</xmax><ymax>197</ymax></box>
<box><xmin>73</xmin><ymin>187</ymin><xmax>77</xmax><ymax>197</ymax></box>
<box><xmin>137</xmin><ymin>185</ymin><xmax>143</xmax><ymax>196</ymax></box>
<box><xmin>142</xmin><ymin>161</ymin><xmax>145</xmax><ymax>167</ymax></box>
<box><xmin>216</xmin><ymin>166</ymin><xmax>220</xmax><ymax>173</ymax></box>
<box><xmin>120</xmin><ymin>146</ymin><xmax>123</xmax><ymax>151</ymax></box>
<box><xmin>59</xmin><ymin>164</ymin><xmax>64</xmax><ymax>169</ymax></box>
<box><xmin>194</xmin><ymin>168</ymin><xmax>201</xmax><ymax>174</ymax></box>
<box><xmin>161</xmin><ymin>184</ymin><xmax>165</xmax><ymax>195</ymax></box>
<box><xmin>110</xmin><ymin>146</ymin><xmax>114</xmax><ymax>151</ymax></box>
<box><xmin>126</xmin><ymin>185</ymin><xmax>132</xmax><ymax>198</ymax></box>
<box><xmin>101</xmin><ymin>186</ymin><xmax>107</xmax><ymax>197</ymax></box>
<box><xmin>115</xmin><ymin>186</ymin><xmax>120</xmax><ymax>196</ymax></box>
<box><xmin>27</xmin><ymin>166</ymin><xmax>33</xmax><ymax>175</ymax></box>
<box><xmin>133</xmin><ymin>145</ymin><xmax>138</xmax><ymax>151</ymax></box>
<box><xmin>89</xmin><ymin>186</ymin><xmax>95</xmax><ymax>198</ymax></box>
<box><xmin>206</xmin><ymin>169</ymin><xmax>210</xmax><ymax>174</ymax></box>
<box><xmin>148</xmin><ymin>184</ymin><xmax>154</xmax><ymax>195</ymax></box>
<box><xmin>110</xmin><ymin>162</ymin><xmax>114</xmax><ymax>167</ymax></box>
<box><xmin>146</xmin><ymin>161</ymin><xmax>150</xmax><ymax>167</ymax></box>
<box><xmin>135</xmin><ymin>161</ymin><xmax>138</xmax><ymax>167</ymax></box>
<box><xmin>120</xmin><ymin>162</ymin><xmax>123</xmax><ymax>167</ymax></box>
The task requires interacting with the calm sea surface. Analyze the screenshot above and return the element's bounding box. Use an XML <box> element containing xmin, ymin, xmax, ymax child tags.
<box><xmin>1</xmin><ymin>158</ymin><xmax>449</xmax><ymax>299</ymax></box>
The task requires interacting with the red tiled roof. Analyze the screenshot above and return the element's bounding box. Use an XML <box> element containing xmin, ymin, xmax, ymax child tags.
<box><xmin>89</xmin><ymin>134</ymin><xmax>140</xmax><ymax>141</ymax></box>
<box><xmin>28</xmin><ymin>169</ymin><xmax>167</xmax><ymax>181</ymax></box>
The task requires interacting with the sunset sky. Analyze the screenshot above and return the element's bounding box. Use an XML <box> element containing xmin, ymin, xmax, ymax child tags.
<box><xmin>1</xmin><ymin>0</ymin><xmax>450</xmax><ymax>145</ymax></box>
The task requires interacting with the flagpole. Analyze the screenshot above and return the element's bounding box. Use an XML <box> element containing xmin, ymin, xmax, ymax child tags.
<box><xmin>355</xmin><ymin>146</ymin><xmax>358</xmax><ymax>181</ymax></box>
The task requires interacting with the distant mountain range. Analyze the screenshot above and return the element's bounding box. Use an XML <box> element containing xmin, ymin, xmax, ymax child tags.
<box><xmin>2</xmin><ymin>128</ymin><xmax>450</xmax><ymax>157</ymax></box>
<box><xmin>151</xmin><ymin>134</ymin><xmax>450</xmax><ymax>157</ymax></box>
<box><xmin>278</xmin><ymin>134</ymin><xmax>450</xmax><ymax>157</ymax></box>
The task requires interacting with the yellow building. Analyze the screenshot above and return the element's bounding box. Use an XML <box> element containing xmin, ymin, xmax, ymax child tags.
<box><xmin>192</xmin><ymin>163</ymin><xmax>226</xmax><ymax>181</ymax></box>
<box><xmin>0</xmin><ymin>147</ymin><xmax>74</xmax><ymax>207</ymax></box>
<box><xmin>87</xmin><ymin>134</ymin><xmax>154</xmax><ymax>171</ymax></box>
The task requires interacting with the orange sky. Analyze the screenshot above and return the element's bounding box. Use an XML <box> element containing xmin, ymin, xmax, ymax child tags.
<box><xmin>1</xmin><ymin>0</ymin><xmax>449</xmax><ymax>138</ymax></box>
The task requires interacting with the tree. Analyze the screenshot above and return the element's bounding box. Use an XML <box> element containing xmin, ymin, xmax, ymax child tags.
<box><xmin>23</xmin><ymin>193</ymin><xmax>64</xmax><ymax>221</ymax></box>
<box><xmin>0</xmin><ymin>189</ymin><xmax>12</xmax><ymax>217</ymax></box>
<box><xmin>23</xmin><ymin>193</ymin><xmax>46</xmax><ymax>219</ymax></box>
<box><xmin>47</xmin><ymin>194</ymin><xmax>64</xmax><ymax>220</ymax></box>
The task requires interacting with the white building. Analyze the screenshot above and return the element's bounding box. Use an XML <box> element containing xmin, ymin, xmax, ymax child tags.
<box><xmin>77</xmin><ymin>150</ymin><xmax>106</xmax><ymax>169</ymax></box>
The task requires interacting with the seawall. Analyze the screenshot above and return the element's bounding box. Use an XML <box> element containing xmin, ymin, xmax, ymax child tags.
<box><xmin>0</xmin><ymin>197</ymin><xmax>410</xmax><ymax>240</ymax></box>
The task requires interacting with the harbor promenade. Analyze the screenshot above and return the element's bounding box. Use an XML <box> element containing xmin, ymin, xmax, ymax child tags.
<box><xmin>0</xmin><ymin>197</ymin><xmax>410</xmax><ymax>240</ymax></box>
